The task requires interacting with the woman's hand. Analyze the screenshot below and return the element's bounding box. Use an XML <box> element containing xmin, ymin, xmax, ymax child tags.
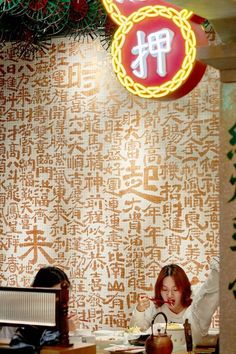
<box><xmin>136</xmin><ymin>295</ymin><xmax>151</xmax><ymax>312</ymax></box>
<box><xmin>67</xmin><ymin>312</ymin><xmax>80</xmax><ymax>332</ymax></box>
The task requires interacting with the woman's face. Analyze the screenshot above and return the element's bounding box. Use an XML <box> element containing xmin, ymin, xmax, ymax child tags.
<box><xmin>160</xmin><ymin>276</ymin><xmax>183</xmax><ymax>314</ymax></box>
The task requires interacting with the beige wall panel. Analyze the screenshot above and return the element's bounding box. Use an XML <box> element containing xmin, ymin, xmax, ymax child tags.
<box><xmin>0</xmin><ymin>37</ymin><xmax>220</xmax><ymax>330</ymax></box>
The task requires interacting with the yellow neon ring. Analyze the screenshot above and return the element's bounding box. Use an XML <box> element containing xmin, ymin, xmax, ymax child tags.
<box><xmin>111</xmin><ymin>5</ymin><xmax>196</xmax><ymax>99</ymax></box>
<box><xmin>102</xmin><ymin>0</ymin><xmax>127</xmax><ymax>26</ymax></box>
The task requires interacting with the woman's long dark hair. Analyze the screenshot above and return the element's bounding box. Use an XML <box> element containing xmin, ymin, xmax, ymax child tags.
<box><xmin>31</xmin><ymin>266</ymin><xmax>70</xmax><ymax>288</ymax></box>
<box><xmin>10</xmin><ymin>267</ymin><xmax>71</xmax><ymax>349</ymax></box>
<box><xmin>154</xmin><ymin>264</ymin><xmax>192</xmax><ymax>308</ymax></box>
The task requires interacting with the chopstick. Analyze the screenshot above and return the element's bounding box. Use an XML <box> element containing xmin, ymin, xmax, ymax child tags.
<box><xmin>147</xmin><ymin>297</ymin><xmax>174</xmax><ymax>305</ymax></box>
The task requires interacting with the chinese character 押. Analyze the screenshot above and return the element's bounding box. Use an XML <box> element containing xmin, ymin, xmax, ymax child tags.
<box><xmin>131</xmin><ymin>29</ymin><xmax>174</xmax><ymax>79</ymax></box>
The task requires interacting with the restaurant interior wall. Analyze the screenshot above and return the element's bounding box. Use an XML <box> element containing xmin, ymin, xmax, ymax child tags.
<box><xmin>0</xmin><ymin>37</ymin><xmax>220</xmax><ymax>330</ymax></box>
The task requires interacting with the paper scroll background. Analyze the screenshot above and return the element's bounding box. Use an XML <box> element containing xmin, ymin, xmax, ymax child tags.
<box><xmin>0</xmin><ymin>37</ymin><xmax>220</xmax><ymax>329</ymax></box>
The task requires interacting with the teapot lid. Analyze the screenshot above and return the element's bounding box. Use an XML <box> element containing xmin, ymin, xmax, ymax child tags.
<box><xmin>155</xmin><ymin>328</ymin><xmax>169</xmax><ymax>337</ymax></box>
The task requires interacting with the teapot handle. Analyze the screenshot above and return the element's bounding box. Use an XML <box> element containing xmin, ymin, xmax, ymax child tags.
<box><xmin>151</xmin><ymin>312</ymin><xmax>168</xmax><ymax>335</ymax></box>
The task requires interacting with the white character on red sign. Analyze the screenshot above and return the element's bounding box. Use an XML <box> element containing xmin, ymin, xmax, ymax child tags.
<box><xmin>131</xmin><ymin>29</ymin><xmax>174</xmax><ymax>79</ymax></box>
<box><xmin>102</xmin><ymin>0</ymin><xmax>208</xmax><ymax>99</ymax></box>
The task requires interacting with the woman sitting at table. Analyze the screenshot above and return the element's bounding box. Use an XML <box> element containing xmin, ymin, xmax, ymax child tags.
<box><xmin>129</xmin><ymin>257</ymin><xmax>219</xmax><ymax>346</ymax></box>
<box><xmin>3</xmin><ymin>266</ymin><xmax>79</xmax><ymax>351</ymax></box>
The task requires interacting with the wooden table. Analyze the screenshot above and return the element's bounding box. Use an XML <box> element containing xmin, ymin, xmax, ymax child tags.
<box><xmin>41</xmin><ymin>343</ymin><xmax>96</xmax><ymax>354</ymax></box>
<box><xmin>96</xmin><ymin>347</ymin><xmax>214</xmax><ymax>354</ymax></box>
<box><xmin>0</xmin><ymin>338</ymin><xmax>96</xmax><ymax>354</ymax></box>
<box><xmin>95</xmin><ymin>346</ymin><xmax>188</xmax><ymax>354</ymax></box>
<box><xmin>96</xmin><ymin>350</ymin><xmax>216</xmax><ymax>354</ymax></box>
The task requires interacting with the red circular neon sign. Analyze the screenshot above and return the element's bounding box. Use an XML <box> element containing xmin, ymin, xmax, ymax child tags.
<box><xmin>103</xmin><ymin>1</ymin><xmax>208</xmax><ymax>100</ymax></box>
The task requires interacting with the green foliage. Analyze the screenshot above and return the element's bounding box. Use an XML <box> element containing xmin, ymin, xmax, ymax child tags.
<box><xmin>0</xmin><ymin>0</ymin><xmax>116</xmax><ymax>58</ymax></box>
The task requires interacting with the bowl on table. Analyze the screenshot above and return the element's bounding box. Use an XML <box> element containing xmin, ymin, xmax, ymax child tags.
<box><xmin>124</xmin><ymin>326</ymin><xmax>145</xmax><ymax>345</ymax></box>
<box><xmin>127</xmin><ymin>334</ymin><xmax>149</xmax><ymax>346</ymax></box>
<box><xmin>94</xmin><ymin>329</ymin><xmax>125</xmax><ymax>346</ymax></box>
